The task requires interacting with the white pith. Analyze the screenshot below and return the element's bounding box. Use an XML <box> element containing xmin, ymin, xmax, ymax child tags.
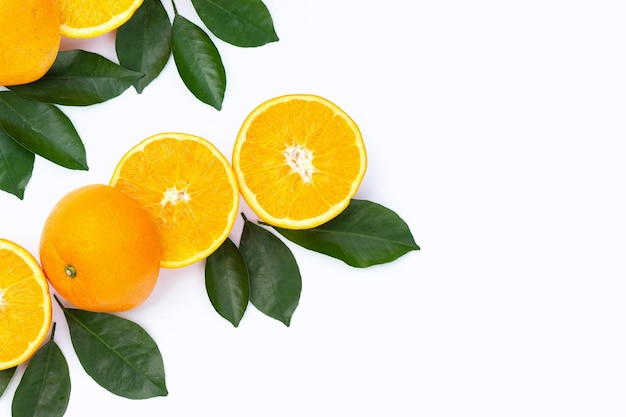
<box><xmin>283</xmin><ymin>143</ymin><xmax>315</xmax><ymax>183</ymax></box>
<box><xmin>161</xmin><ymin>186</ymin><xmax>190</xmax><ymax>206</ymax></box>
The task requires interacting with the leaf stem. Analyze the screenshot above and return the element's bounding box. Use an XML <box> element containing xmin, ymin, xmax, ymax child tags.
<box><xmin>53</xmin><ymin>293</ymin><xmax>65</xmax><ymax>310</ymax></box>
<box><xmin>50</xmin><ymin>322</ymin><xmax>57</xmax><ymax>341</ymax></box>
<box><xmin>171</xmin><ymin>0</ymin><xmax>178</xmax><ymax>15</ymax></box>
<box><xmin>241</xmin><ymin>212</ymin><xmax>248</xmax><ymax>222</ymax></box>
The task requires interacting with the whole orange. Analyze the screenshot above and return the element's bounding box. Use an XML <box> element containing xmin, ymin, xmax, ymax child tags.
<box><xmin>0</xmin><ymin>0</ymin><xmax>61</xmax><ymax>86</ymax></box>
<box><xmin>39</xmin><ymin>184</ymin><xmax>161</xmax><ymax>312</ymax></box>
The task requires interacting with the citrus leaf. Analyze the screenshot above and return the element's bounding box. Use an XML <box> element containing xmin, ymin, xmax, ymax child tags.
<box><xmin>0</xmin><ymin>127</ymin><xmax>34</xmax><ymax>199</ymax></box>
<box><xmin>191</xmin><ymin>0</ymin><xmax>279</xmax><ymax>47</ymax></box>
<box><xmin>60</xmin><ymin>305</ymin><xmax>168</xmax><ymax>399</ymax></box>
<box><xmin>0</xmin><ymin>367</ymin><xmax>16</xmax><ymax>398</ymax></box>
<box><xmin>116</xmin><ymin>0</ymin><xmax>172</xmax><ymax>93</ymax></box>
<box><xmin>274</xmin><ymin>199</ymin><xmax>420</xmax><ymax>268</ymax></box>
<box><xmin>8</xmin><ymin>50</ymin><xmax>143</xmax><ymax>106</ymax></box>
<box><xmin>205</xmin><ymin>238</ymin><xmax>249</xmax><ymax>327</ymax></box>
<box><xmin>12</xmin><ymin>329</ymin><xmax>71</xmax><ymax>417</ymax></box>
<box><xmin>0</xmin><ymin>91</ymin><xmax>88</xmax><ymax>170</ymax></box>
<box><xmin>239</xmin><ymin>218</ymin><xmax>301</xmax><ymax>326</ymax></box>
<box><xmin>172</xmin><ymin>13</ymin><xmax>226</xmax><ymax>110</ymax></box>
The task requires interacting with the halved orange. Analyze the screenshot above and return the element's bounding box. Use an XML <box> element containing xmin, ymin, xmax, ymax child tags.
<box><xmin>58</xmin><ymin>0</ymin><xmax>143</xmax><ymax>38</ymax></box>
<box><xmin>0</xmin><ymin>238</ymin><xmax>52</xmax><ymax>370</ymax></box>
<box><xmin>110</xmin><ymin>132</ymin><xmax>239</xmax><ymax>268</ymax></box>
<box><xmin>232</xmin><ymin>94</ymin><xmax>367</xmax><ymax>229</ymax></box>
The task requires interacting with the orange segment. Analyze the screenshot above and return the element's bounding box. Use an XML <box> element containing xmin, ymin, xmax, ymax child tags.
<box><xmin>0</xmin><ymin>238</ymin><xmax>52</xmax><ymax>370</ymax></box>
<box><xmin>58</xmin><ymin>0</ymin><xmax>143</xmax><ymax>38</ymax></box>
<box><xmin>232</xmin><ymin>94</ymin><xmax>367</xmax><ymax>229</ymax></box>
<box><xmin>110</xmin><ymin>132</ymin><xmax>240</xmax><ymax>268</ymax></box>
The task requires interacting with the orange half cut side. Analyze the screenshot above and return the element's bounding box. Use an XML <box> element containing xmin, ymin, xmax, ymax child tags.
<box><xmin>0</xmin><ymin>239</ymin><xmax>52</xmax><ymax>370</ymax></box>
<box><xmin>232</xmin><ymin>94</ymin><xmax>367</xmax><ymax>229</ymax></box>
<box><xmin>110</xmin><ymin>132</ymin><xmax>240</xmax><ymax>268</ymax></box>
<box><xmin>58</xmin><ymin>0</ymin><xmax>144</xmax><ymax>38</ymax></box>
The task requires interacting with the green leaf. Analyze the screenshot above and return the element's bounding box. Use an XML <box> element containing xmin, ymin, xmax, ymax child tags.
<box><xmin>205</xmin><ymin>238</ymin><xmax>249</xmax><ymax>327</ymax></box>
<box><xmin>172</xmin><ymin>14</ymin><xmax>226</xmax><ymax>110</ymax></box>
<box><xmin>60</xmin><ymin>304</ymin><xmax>167</xmax><ymax>399</ymax></box>
<box><xmin>8</xmin><ymin>50</ymin><xmax>143</xmax><ymax>106</ymax></box>
<box><xmin>12</xmin><ymin>326</ymin><xmax>71</xmax><ymax>417</ymax></box>
<box><xmin>191</xmin><ymin>0</ymin><xmax>279</xmax><ymax>47</ymax></box>
<box><xmin>274</xmin><ymin>200</ymin><xmax>420</xmax><ymax>268</ymax></box>
<box><xmin>116</xmin><ymin>0</ymin><xmax>172</xmax><ymax>93</ymax></box>
<box><xmin>239</xmin><ymin>218</ymin><xmax>301</xmax><ymax>326</ymax></box>
<box><xmin>0</xmin><ymin>91</ymin><xmax>88</xmax><ymax>170</ymax></box>
<box><xmin>0</xmin><ymin>127</ymin><xmax>35</xmax><ymax>199</ymax></box>
<box><xmin>0</xmin><ymin>367</ymin><xmax>17</xmax><ymax>398</ymax></box>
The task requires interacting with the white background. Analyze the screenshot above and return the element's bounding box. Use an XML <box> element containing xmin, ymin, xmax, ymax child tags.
<box><xmin>2</xmin><ymin>0</ymin><xmax>626</xmax><ymax>415</ymax></box>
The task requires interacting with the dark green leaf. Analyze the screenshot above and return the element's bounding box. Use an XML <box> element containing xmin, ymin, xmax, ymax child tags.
<box><xmin>0</xmin><ymin>127</ymin><xmax>35</xmax><ymax>199</ymax></box>
<box><xmin>191</xmin><ymin>0</ymin><xmax>279</xmax><ymax>47</ymax></box>
<box><xmin>274</xmin><ymin>199</ymin><xmax>420</xmax><ymax>268</ymax></box>
<box><xmin>116</xmin><ymin>0</ymin><xmax>172</xmax><ymax>93</ymax></box>
<box><xmin>240</xmin><ymin>219</ymin><xmax>301</xmax><ymax>326</ymax></box>
<box><xmin>172</xmin><ymin>14</ymin><xmax>226</xmax><ymax>110</ymax></box>
<box><xmin>8</xmin><ymin>50</ymin><xmax>143</xmax><ymax>106</ymax></box>
<box><xmin>0</xmin><ymin>91</ymin><xmax>88</xmax><ymax>170</ymax></box>
<box><xmin>205</xmin><ymin>238</ymin><xmax>249</xmax><ymax>327</ymax></box>
<box><xmin>0</xmin><ymin>367</ymin><xmax>16</xmax><ymax>398</ymax></box>
<box><xmin>61</xmin><ymin>306</ymin><xmax>167</xmax><ymax>399</ymax></box>
<box><xmin>12</xmin><ymin>333</ymin><xmax>71</xmax><ymax>417</ymax></box>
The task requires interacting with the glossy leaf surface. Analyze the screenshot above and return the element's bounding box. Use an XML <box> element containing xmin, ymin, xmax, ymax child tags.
<box><xmin>240</xmin><ymin>219</ymin><xmax>301</xmax><ymax>326</ymax></box>
<box><xmin>172</xmin><ymin>14</ymin><xmax>226</xmax><ymax>110</ymax></box>
<box><xmin>0</xmin><ymin>127</ymin><xmax>34</xmax><ymax>199</ymax></box>
<box><xmin>11</xmin><ymin>339</ymin><xmax>70</xmax><ymax>417</ymax></box>
<box><xmin>274</xmin><ymin>199</ymin><xmax>420</xmax><ymax>267</ymax></box>
<box><xmin>191</xmin><ymin>0</ymin><xmax>278</xmax><ymax>47</ymax></box>
<box><xmin>205</xmin><ymin>238</ymin><xmax>249</xmax><ymax>327</ymax></box>
<box><xmin>0</xmin><ymin>367</ymin><xmax>16</xmax><ymax>398</ymax></box>
<box><xmin>0</xmin><ymin>91</ymin><xmax>88</xmax><ymax>170</ymax></box>
<box><xmin>117</xmin><ymin>0</ymin><xmax>172</xmax><ymax>93</ymax></box>
<box><xmin>8</xmin><ymin>50</ymin><xmax>143</xmax><ymax>106</ymax></box>
<box><xmin>61</xmin><ymin>307</ymin><xmax>168</xmax><ymax>399</ymax></box>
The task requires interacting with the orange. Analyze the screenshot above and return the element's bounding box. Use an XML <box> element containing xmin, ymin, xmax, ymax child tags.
<box><xmin>0</xmin><ymin>0</ymin><xmax>60</xmax><ymax>86</ymax></box>
<box><xmin>39</xmin><ymin>184</ymin><xmax>161</xmax><ymax>313</ymax></box>
<box><xmin>110</xmin><ymin>132</ymin><xmax>240</xmax><ymax>268</ymax></box>
<box><xmin>232</xmin><ymin>94</ymin><xmax>368</xmax><ymax>229</ymax></box>
<box><xmin>0</xmin><ymin>238</ymin><xmax>52</xmax><ymax>370</ymax></box>
<box><xmin>58</xmin><ymin>0</ymin><xmax>143</xmax><ymax>38</ymax></box>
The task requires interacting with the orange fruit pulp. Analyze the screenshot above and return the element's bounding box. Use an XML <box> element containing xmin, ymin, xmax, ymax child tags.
<box><xmin>0</xmin><ymin>0</ymin><xmax>61</xmax><ymax>86</ymax></box>
<box><xmin>110</xmin><ymin>132</ymin><xmax>240</xmax><ymax>268</ymax></box>
<box><xmin>0</xmin><ymin>238</ymin><xmax>52</xmax><ymax>370</ymax></box>
<box><xmin>58</xmin><ymin>0</ymin><xmax>144</xmax><ymax>38</ymax></box>
<box><xmin>232</xmin><ymin>94</ymin><xmax>367</xmax><ymax>229</ymax></box>
<box><xmin>39</xmin><ymin>184</ymin><xmax>161</xmax><ymax>313</ymax></box>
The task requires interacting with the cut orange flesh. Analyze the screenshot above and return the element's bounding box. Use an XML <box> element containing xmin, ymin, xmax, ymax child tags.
<box><xmin>58</xmin><ymin>0</ymin><xmax>143</xmax><ymax>38</ymax></box>
<box><xmin>0</xmin><ymin>238</ymin><xmax>52</xmax><ymax>370</ymax></box>
<box><xmin>110</xmin><ymin>132</ymin><xmax>240</xmax><ymax>268</ymax></box>
<box><xmin>232</xmin><ymin>94</ymin><xmax>367</xmax><ymax>229</ymax></box>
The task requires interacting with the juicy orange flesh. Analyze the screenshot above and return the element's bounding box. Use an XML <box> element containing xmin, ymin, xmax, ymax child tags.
<box><xmin>0</xmin><ymin>246</ymin><xmax>49</xmax><ymax>368</ymax></box>
<box><xmin>239</xmin><ymin>99</ymin><xmax>364</xmax><ymax>221</ymax></box>
<box><xmin>113</xmin><ymin>138</ymin><xmax>238</xmax><ymax>266</ymax></box>
<box><xmin>58</xmin><ymin>0</ymin><xmax>142</xmax><ymax>36</ymax></box>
